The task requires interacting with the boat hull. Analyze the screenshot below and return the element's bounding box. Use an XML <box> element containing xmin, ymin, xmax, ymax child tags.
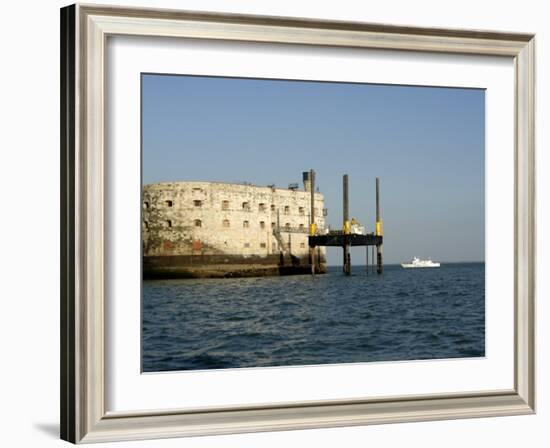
<box><xmin>401</xmin><ymin>263</ymin><xmax>441</xmax><ymax>268</ymax></box>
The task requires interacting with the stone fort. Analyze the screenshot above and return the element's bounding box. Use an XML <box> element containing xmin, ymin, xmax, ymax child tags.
<box><xmin>142</xmin><ymin>172</ymin><xmax>327</xmax><ymax>278</ymax></box>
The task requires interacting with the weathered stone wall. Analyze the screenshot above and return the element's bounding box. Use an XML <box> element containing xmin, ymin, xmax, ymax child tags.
<box><xmin>142</xmin><ymin>181</ymin><xmax>326</xmax><ymax>260</ymax></box>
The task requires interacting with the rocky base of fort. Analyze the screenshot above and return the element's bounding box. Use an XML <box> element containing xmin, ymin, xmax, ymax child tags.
<box><xmin>143</xmin><ymin>254</ymin><xmax>327</xmax><ymax>279</ymax></box>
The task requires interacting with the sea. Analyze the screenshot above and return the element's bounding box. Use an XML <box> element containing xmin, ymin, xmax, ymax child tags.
<box><xmin>142</xmin><ymin>263</ymin><xmax>485</xmax><ymax>372</ymax></box>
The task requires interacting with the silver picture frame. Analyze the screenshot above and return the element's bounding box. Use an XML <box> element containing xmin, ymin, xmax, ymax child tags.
<box><xmin>60</xmin><ymin>3</ymin><xmax>536</xmax><ymax>443</ymax></box>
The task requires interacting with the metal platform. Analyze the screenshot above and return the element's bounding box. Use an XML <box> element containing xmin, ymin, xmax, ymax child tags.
<box><xmin>304</xmin><ymin>170</ymin><xmax>384</xmax><ymax>276</ymax></box>
<box><xmin>309</xmin><ymin>233</ymin><xmax>383</xmax><ymax>247</ymax></box>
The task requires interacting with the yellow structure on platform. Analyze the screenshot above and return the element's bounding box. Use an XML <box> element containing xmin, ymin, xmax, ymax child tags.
<box><xmin>309</xmin><ymin>223</ymin><xmax>317</xmax><ymax>236</ymax></box>
<box><xmin>343</xmin><ymin>220</ymin><xmax>351</xmax><ymax>235</ymax></box>
<box><xmin>375</xmin><ymin>221</ymin><xmax>383</xmax><ymax>236</ymax></box>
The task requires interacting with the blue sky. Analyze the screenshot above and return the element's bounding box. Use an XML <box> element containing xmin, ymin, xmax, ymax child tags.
<box><xmin>142</xmin><ymin>74</ymin><xmax>485</xmax><ymax>265</ymax></box>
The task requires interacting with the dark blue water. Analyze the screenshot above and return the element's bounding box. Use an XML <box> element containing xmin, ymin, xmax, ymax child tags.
<box><xmin>142</xmin><ymin>263</ymin><xmax>484</xmax><ymax>372</ymax></box>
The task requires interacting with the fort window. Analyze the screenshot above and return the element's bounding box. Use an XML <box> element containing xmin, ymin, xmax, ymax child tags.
<box><xmin>260</xmin><ymin>221</ymin><xmax>266</xmax><ymax>229</ymax></box>
<box><xmin>300</xmin><ymin>242</ymin><xmax>305</xmax><ymax>248</ymax></box>
<box><xmin>143</xmin><ymin>201</ymin><xmax>149</xmax><ymax>209</ymax></box>
<box><xmin>244</xmin><ymin>243</ymin><xmax>250</xmax><ymax>248</ymax></box>
<box><xmin>299</xmin><ymin>224</ymin><xmax>304</xmax><ymax>230</ymax></box>
<box><xmin>270</xmin><ymin>204</ymin><xmax>275</xmax><ymax>211</ymax></box>
<box><xmin>223</xmin><ymin>219</ymin><xmax>230</xmax><ymax>228</ymax></box>
<box><xmin>271</xmin><ymin>222</ymin><xmax>276</xmax><ymax>229</ymax></box>
<box><xmin>144</xmin><ymin>221</ymin><xmax>149</xmax><ymax>230</ymax></box>
<box><xmin>165</xmin><ymin>200</ymin><xmax>173</xmax><ymax>207</ymax></box>
<box><xmin>284</xmin><ymin>206</ymin><xmax>290</xmax><ymax>214</ymax></box>
<box><xmin>194</xmin><ymin>219</ymin><xmax>202</xmax><ymax>227</ymax></box>
<box><xmin>194</xmin><ymin>200</ymin><xmax>202</xmax><ymax>207</ymax></box>
<box><xmin>299</xmin><ymin>207</ymin><xmax>305</xmax><ymax>215</ymax></box>
<box><xmin>285</xmin><ymin>223</ymin><xmax>291</xmax><ymax>229</ymax></box>
<box><xmin>242</xmin><ymin>202</ymin><xmax>250</xmax><ymax>210</ymax></box>
<box><xmin>243</xmin><ymin>220</ymin><xmax>249</xmax><ymax>228</ymax></box>
<box><xmin>260</xmin><ymin>243</ymin><xmax>267</xmax><ymax>248</ymax></box>
<box><xmin>222</xmin><ymin>200</ymin><xmax>229</xmax><ymax>210</ymax></box>
<box><xmin>166</xmin><ymin>220</ymin><xmax>172</xmax><ymax>228</ymax></box>
<box><xmin>259</xmin><ymin>203</ymin><xmax>266</xmax><ymax>211</ymax></box>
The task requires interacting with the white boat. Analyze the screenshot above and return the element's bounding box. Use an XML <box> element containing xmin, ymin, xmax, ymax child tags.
<box><xmin>401</xmin><ymin>256</ymin><xmax>441</xmax><ymax>268</ymax></box>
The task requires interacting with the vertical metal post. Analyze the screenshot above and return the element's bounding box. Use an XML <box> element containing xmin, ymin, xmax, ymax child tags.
<box><xmin>310</xmin><ymin>169</ymin><xmax>316</xmax><ymax>276</ymax></box>
<box><xmin>372</xmin><ymin>245</ymin><xmax>375</xmax><ymax>274</ymax></box>
<box><xmin>343</xmin><ymin>174</ymin><xmax>349</xmax><ymax>224</ymax></box>
<box><xmin>376</xmin><ymin>178</ymin><xmax>380</xmax><ymax>221</ymax></box>
<box><xmin>366</xmin><ymin>243</ymin><xmax>369</xmax><ymax>274</ymax></box>
<box><xmin>343</xmin><ymin>174</ymin><xmax>351</xmax><ymax>275</ymax></box>
<box><xmin>376</xmin><ymin>177</ymin><xmax>383</xmax><ymax>274</ymax></box>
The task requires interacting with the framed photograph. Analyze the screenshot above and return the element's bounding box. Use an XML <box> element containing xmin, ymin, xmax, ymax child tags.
<box><xmin>60</xmin><ymin>3</ymin><xmax>535</xmax><ymax>444</ymax></box>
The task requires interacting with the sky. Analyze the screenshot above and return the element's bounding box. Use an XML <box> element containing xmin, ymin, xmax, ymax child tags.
<box><xmin>142</xmin><ymin>74</ymin><xmax>485</xmax><ymax>265</ymax></box>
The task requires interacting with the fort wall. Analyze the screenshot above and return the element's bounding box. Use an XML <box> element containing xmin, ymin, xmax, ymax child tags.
<box><xmin>142</xmin><ymin>180</ymin><xmax>327</xmax><ymax>278</ymax></box>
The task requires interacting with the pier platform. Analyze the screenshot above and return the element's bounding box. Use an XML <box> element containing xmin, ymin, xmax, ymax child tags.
<box><xmin>309</xmin><ymin>232</ymin><xmax>383</xmax><ymax>248</ymax></box>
